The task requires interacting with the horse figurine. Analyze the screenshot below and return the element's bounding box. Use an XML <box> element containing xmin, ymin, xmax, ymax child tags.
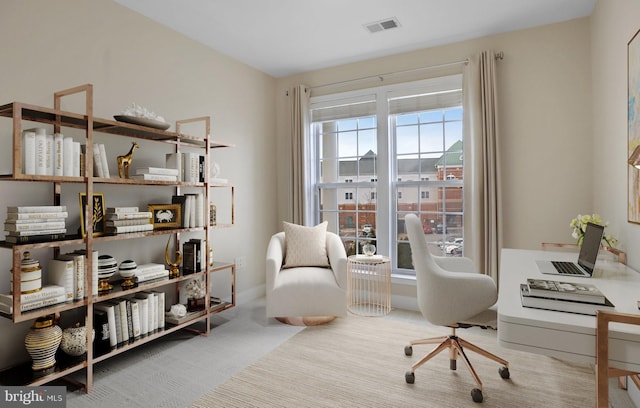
<box><xmin>117</xmin><ymin>142</ymin><xmax>139</xmax><ymax>178</ymax></box>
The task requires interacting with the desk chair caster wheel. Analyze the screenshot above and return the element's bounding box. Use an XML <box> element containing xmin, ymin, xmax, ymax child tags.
<box><xmin>471</xmin><ymin>388</ymin><xmax>483</xmax><ymax>403</ymax></box>
<box><xmin>404</xmin><ymin>345</ymin><xmax>412</xmax><ymax>356</ymax></box>
<box><xmin>499</xmin><ymin>366</ymin><xmax>510</xmax><ymax>379</ymax></box>
<box><xmin>405</xmin><ymin>371</ymin><xmax>415</xmax><ymax>384</ymax></box>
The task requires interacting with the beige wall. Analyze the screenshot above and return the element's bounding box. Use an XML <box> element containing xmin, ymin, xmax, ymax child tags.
<box><xmin>276</xmin><ymin>18</ymin><xmax>592</xmax><ymax>251</ymax></box>
<box><xmin>0</xmin><ymin>0</ymin><xmax>277</xmax><ymax>367</ymax></box>
<box><xmin>591</xmin><ymin>0</ymin><xmax>640</xmax><ymax>273</ymax></box>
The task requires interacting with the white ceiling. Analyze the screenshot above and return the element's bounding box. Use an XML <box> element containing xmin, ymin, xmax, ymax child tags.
<box><xmin>114</xmin><ymin>0</ymin><xmax>596</xmax><ymax>78</ymax></box>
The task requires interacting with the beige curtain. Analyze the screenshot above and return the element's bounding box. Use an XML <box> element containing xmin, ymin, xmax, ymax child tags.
<box><xmin>463</xmin><ymin>51</ymin><xmax>502</xmax><ymax>283</ymax></box>
<box><xmin>289</xmin><ymin>84</ymin><xmax>311</xmax><ymax>225</ymax></box>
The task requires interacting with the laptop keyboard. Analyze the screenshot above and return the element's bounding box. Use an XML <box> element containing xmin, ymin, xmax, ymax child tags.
<box><xmin>551</xmin><ymin>261</ymin><xmax>584</xmax><ymax>275</ymax></box>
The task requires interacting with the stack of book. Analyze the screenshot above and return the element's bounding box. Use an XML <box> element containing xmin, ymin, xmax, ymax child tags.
<box><xmin>520</xmin><ymin>278</ymin><xmax>615</xmax><ymax>315</ymax></box>
<box><xmin>0</xmin><ymin>284</ymin><xmax>67</xmax><ymax>314</ymax></box>
<box><xmin>135</xmin><ymin>263</ymin><xmax>170</xmax><ymax>284</ymax></box>
<box><xmin>132</xmin><ymin>167</ymin><xmax>179</xmax><ymax>182</ymax></box>
<box><xmin>105</xmin><ymin>207</ymin><xmax>153</xmax><ymax>234</ymax></box>
<box><xmin>4</xmin><ymin>205</ymin><xmax>68</xmax><ymax>244</ymax></box>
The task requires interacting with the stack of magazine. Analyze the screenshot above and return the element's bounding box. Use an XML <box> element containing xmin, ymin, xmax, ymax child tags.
<box><xmin>520</xmin><ymin>278</ymin><xmax>615</xmax><ymax>315</ymax></box>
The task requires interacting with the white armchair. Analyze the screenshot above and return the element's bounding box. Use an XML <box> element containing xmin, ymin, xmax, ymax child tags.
<box><xmin>266</xmin><ymin>228</ymin><xmax>347</xmax><ymax>323</ymax></box>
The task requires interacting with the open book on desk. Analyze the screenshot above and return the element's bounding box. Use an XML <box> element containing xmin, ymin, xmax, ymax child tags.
<box><xmin>519</xmin><ymin>284</ymin><xmax>615</xmax><ymax>316</ymax></box>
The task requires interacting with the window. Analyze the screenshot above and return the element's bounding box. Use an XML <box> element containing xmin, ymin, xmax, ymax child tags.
<box><xmin>310</xmin><ymin>75</ymin><xmax>463</xmax><ymax>274</ymax></box>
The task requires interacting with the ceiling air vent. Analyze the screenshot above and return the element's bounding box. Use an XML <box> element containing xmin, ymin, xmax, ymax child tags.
<box><xmin>364</xmin><ymin>17</ymin><xmax>401</xmax><ymax>34</ymax></box>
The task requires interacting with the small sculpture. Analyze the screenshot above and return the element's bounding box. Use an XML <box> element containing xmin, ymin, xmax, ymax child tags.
<box><xmin>117</xmin><ymin>142</ymin><xmax>139</xmax><ymax>179</ymax></box>
<box><xmin>165</xmin><ymin>235</ymin><xmax>182</xmax><ymax>279</ymax></box>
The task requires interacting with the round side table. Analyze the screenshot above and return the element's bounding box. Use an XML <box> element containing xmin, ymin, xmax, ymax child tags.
<box><xmin>347</xmin><ymin>255</ymin><xmax>391</xmax><ymax>316</ymax></box>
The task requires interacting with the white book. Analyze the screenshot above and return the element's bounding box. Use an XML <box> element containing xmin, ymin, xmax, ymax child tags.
<box><xmin>73</xmin><ymin>249</ymin><xmax>99</xmax><ymax>297</ymax></box>
<box><xmin>63</xmin><ymin>136</ymin><xmax>74</xmax><ymax>176</ymax></box>
<box><xmin>0</xmin><ymin>285</ymin><xmax>66</xmax><ymax>304</ymax></box>
<box><xmin>165</xmin><ymin>153</ymin><xmax>183</xmax><ymax>181</ymax></box>
<box><xmin>187</xmin><ymin>153</ymin><xmax>199</xmax><ymax>182</ymax></box>
<box><xmin>134</xmin><ymin>297</ymin><xmax>149</xmax><ymax>336</ymax></box>
<box><xmin>106</xmin><ymin>212</ymin><xmax>152</xmax><ymax>220</ymax></box>
<box><xmin>7</xmin><ymin>205</ymin><xmax>66</xmax><ymax>213</ymax></box>
<box><xmin>183</xmin><ymin>195</ymin><xmax>192</xmax><ymax>228</ymax></box>
<box><xmin>135</xmin><ymin>269</ymin><xmax>169</xmax><ymax>283</ymax></box>
<box><xmin>195</xmin><ymin>193</ymin><xmax>204</xmax><ymax>227</ymax></box>
<box><xmin>188</xmin><ymin>195</ymin><xmax>196</xmax><ymax>228</ymax></box>
<box><xmin>35</xmin><ymin>129</ymin><xmax>47</xmax><ymax>175</ymax></box>
<box><xmin>135</xmin><ymin>167</ymin><xmax>180</xmax><ymax>176</ymax></box>
<box><xmin>106</xmin><ymin>207</ymin><xmax>139</xmax><ymax>214</ymax></box>
<box><xmin>106</xmin><ymin>218</ymin><xmax>150</xmax><ymax>227</ymax></box>
<box><xmin>129</xmin><ymin>299</ymin><xmax>142</xmax><ymax>339</ymax></box>
<box><xmin>47</xmin><ymin>259</ymin><xmax>74</xmax><ymax>301</ymax></box>
<box><xmin>153</xmin><ymin>291</ymin><xmax>165</xmax><ymax>330</ymax></box>
<box><xmin>72</xmin><ymin>141</ymin><xmax>81</xmax><ymax>177</ymax></box>
<box><xmin>0</xmin><ymin>293</ymin><xmax>67</xmax><ymax>314</ymax></box>
<box><xmin>136</xmin><ymin>292</ymin><xmax>156</xmax><ymax>333</ymax></box>
<box><xmin>94</xmin><ymin>303</ymin><xmax>118</xmax><ymax>349</ymax></box>
<box><xmin>5</xmin><ymin>221</ymin><xmax>66</xmax><ymax>231</ymax></box>
<box><xmin>22</xmin><ymin>131</ymin><xmax>36</xmax><ymax>175</ymax></box>
<box><xmin>7</xmin><ymin>228</ymin><xmax>67</xmax><ymax>237</ymax></box>
<box><xmin>58</xmin><ymin>253</ymin><xmax>85</xmax><ymax>300</ymax></box>
<box><xmin>117</xmin><ymin>299</ymin><xmax>129</xmax><ymax>344</ymax></box>
<box><xmin>5</xmin><ymin>218</ymin><xmax>62</xmax><ymax>224</ymax></box>
<box><xmin>131</xmin><ymin>174</ymin><xmax>178</xmax><ymax>182</ymax></box>
<box><xmin>6</xmin><ymin>212</ymin><xmax>68</xmax><ymax>220</ymax></box>
<box><xmin>136</xmin><ymin>263</ymin><xmax>166</xmax><ymax>272</ymax></box>
<box><xmin>106</xmin><ymin>223</ymin><xmax>154</xmax><ymax>234</ymax></box>
<box><xmin>45</xmin><ymin>134</ymin><xmax>54</xmax><ymax>175</ymax></box>
<box><xmin>98</xmin><ymin>144</ymin><xmax>110</xmax><ymax>178</ymax></box>
<box><xmin>93</xmin><ymin>143</ymin><xmax>104</xmax><ymax>177</ymax></box>
<box><xmin>53</xmin><ymin>133</ymin><xmax>64</xmax><ymax>176</ymax></box>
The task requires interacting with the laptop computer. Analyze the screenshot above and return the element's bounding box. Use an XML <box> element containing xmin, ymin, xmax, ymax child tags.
<box><xmin>535</xmin><ymin>222</ymin><xmax>605</xmax><ymax>277</ymax></box>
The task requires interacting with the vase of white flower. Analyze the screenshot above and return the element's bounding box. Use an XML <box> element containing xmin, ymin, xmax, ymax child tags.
<box><xmin>569</xmin><ymin>214</ymin><xmax>618</xmax><ymax>248</ymax></box>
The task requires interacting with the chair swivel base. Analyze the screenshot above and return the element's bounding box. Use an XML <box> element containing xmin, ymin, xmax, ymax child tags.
<box><xmin>404</xmin><ymin>325</ymin><xmax>510</xmax><ymax>403</ymax></box>
<box><xmin>275</xmin><ymin>316</ymin><xmax>336</xmax><ymax>326</ymax></box>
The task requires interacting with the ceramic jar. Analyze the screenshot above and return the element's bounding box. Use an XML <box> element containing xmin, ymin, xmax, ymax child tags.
<box><xmin>60</xmin><ymin>323</ymin><xmax>94</xmax><ymax>358</ymax></box>
<box><xmin>24</xmin><ymin>315</ymin><xmax>62</xmax><ymax>374</ymax></box>
<box><xmin>11</xmin><ymin>251</ymin><xmax>42</xmax><ymax>294</ymax></box>
<box><xmin>97</xmin><ymin>254</ymin><xmax>118</xmax><ymax>294</ymax></box>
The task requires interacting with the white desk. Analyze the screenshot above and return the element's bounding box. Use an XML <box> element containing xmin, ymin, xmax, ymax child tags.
<box><xmin>498</xmin><ymin>248</ymin><xmax>640</xmax><ymax>373</ymax></box>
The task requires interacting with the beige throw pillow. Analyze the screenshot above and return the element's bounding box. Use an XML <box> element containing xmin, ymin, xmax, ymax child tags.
<box><xmin>283</xmin><ymin>221</ymin><xmax>330</xmax><ymax>268</ymax></box>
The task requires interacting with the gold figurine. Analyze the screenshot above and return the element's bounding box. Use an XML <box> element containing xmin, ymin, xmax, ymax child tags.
<box><xmin>165</xmin><ymin>235</ymin><xmax>182</xmax><ymax>279</ymax></box>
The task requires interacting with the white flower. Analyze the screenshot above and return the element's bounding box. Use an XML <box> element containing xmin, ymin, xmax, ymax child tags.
<box><xmin>569</xmin><ymin>213</ymin><xmax>617</xmax><ymax>248</ymax></box>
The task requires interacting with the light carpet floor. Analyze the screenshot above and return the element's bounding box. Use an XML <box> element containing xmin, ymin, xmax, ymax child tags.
<box><xmin>191</xmin><ymin>315</ymin><xmax>596</xmax><ymax>407</ymax></box>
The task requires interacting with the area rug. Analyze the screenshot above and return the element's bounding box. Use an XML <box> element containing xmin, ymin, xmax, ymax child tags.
<box><xmin>190</xmin><ymin>315</ymin><xmax>595</xmax><ymax>407</ymax></box>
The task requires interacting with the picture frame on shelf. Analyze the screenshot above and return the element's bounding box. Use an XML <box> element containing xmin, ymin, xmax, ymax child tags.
<box><xmin>148</xmin><ymin>203</ymin><xmax>182</xmax><ymax>229</ymax></box>
<box><xmin>79</xmin><ymin>192</ymin><xmax>106</xmax><ymax>238</ymax></box>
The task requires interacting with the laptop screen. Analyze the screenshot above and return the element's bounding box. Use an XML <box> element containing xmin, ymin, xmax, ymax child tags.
<box><xmin>577</xmin><ymin>222</ymin><xmax>604</xmax><ymax>274</ymax></box>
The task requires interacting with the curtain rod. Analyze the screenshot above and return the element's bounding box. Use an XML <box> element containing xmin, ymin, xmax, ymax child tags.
<box><xmin>300</xmin><ymin>51</ymin><xmax>503</xmax><ymax>93</ymax></box>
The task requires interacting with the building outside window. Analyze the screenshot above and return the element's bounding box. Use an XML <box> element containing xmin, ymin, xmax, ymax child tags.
<box><xmin>310</xmin><ymin>75</ymin><xmax>463</xmax><ymax>274</ymax></box>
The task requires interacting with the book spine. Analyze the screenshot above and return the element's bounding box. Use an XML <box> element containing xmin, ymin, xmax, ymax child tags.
<box><xmin>98</xmin><ymin>144</ymin><xmax>110</xmax><ymax>178</ymax></box>
<box><xmin>106</xmin><ymin>212</ymin><xmax>152</xmax><ymax>220</ymax></box>
<box><xmin>45</xmin><ymin>134</ymin><xmax>53</xmax><ymax>176</ymax></box>
<box><xmin>0</xmin><ymin>285</ymin><xmax>66</xmax><ymax>303</ymax></box>
<box><xmin>93</xmin><ymin>143</ymin><xmax>104</xmax><ymax>177</ymax></box>
<box><xmin>131</xmin><ymin>174</ymin><xmax>178</xmax><ymax>181</ymax></box>
<box><xmin>106</xmin><ymin>207</ymin><xmax>140</xmax><ymax>214</ymax></box>
<box><xmin>22</xmin><ymin>131</ymin><xmax>36</xmax><ymax>175</ymax></box>
<box><xmin>135</xmin><ymin>167</ymin><xmax>180</xmax><ymax>176</ymax></box>
<box><xmin>6</xmin><ymin>205</ymin><xmax>66</xmax><ymax>213</ymax></box>
<box><xmin>63</xmin><ymin>137</ymin><xmax>74</xmax><ymax>176</ymax></box>
<box><xmin>47</xmin><ymin>259</ymin><xmax>74</xmax><ymax>301</ymax></box>
<box><xmin>0</xmin><ymin>293</ymin><xmax>67</xmax><ymax>314</ymax></box>
<box><xmin>106</xmin><ymin>224</ymin><xmax>154</xmax><ymax>234</ymax></box>
<box><xmin>6</xmin><ymin>212</ymin><xmax>68</xmax><ymax>220</ymax></box>
<box><xmin>5</xmin><ymin>233</ymin><xmax>66</xmax><ymax>244</ymax></box>
<box><xmin>93</xmin><ymin>309</ymin><xmax>110</xmax><ymax>356</ymax></box>
<box><xmin>53</xmin><ymin>133</ymin><xmax>64</xmax><ymax>176</ymax></box>
<box><xmin>106</xmin><ymin>218</ymin><xmax>150</xmax><ymax>227</ymax></box>
<box><xmin>5</xmin><ymin>221</ymin><xmax>66</xmax><ymax>231</ymax></box>
<box><xmin>72</xmin><ymin>141</ymin><xmax>81</xmax><ymax>177</ymax></box>
<box><xmin>95</xmin><ymin>304</ymin><xmax>118</xmax><ymax>349</ymax></box>
<box><xmin>130</xmin><ymin>300</ymin><xmax>141</xmax><ymax>339</ymax></box>
<box><xmin>135</xmin><ymin>270</ymin><xmax>169</xmax><ymax>283</ymax></box>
